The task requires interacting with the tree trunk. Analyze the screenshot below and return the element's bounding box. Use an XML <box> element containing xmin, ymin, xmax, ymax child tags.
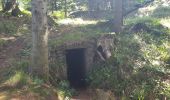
<box><xmin>114</xmin><ymin>0</ymin><xmax>123</xmax><ymax>33</ymax></box>
<box><xmin>64</xmin><ymin>0</ymin><xmax>67</xmax><ymax>18</ymax></box>
<box><xmin>31</xmin><ymin>0</ymin><xmax>49</xmax><ymax>81</ymax></box>
<box><xmin>1</xmin><ymin>0</ymin><xmax>5</xmax><ymax>10</ymax></box>
<box><xmin>110</xmin><ymin>0</ymin><xmax>114</xmax><ymax>10</ymax></box>
<box><xmin>88</xmin><ymin>0</ymin><xmax>95</xmax><ymax>11</ymax></box>
<box><xmin>51</xmin><ymin>0</ymin><xmax>54</xmax><ymax>13</ymax></box>
<box><xmin>3</xmin><ymin>0</ymin><xmax>16</xmax><ymax>12</ymax></box>
<box><xmin>54</xmin><ymin>0</ymin><xmax>57</xmax><ymax>10</ymax></box>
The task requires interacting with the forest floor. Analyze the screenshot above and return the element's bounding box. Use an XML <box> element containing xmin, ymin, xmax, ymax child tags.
<box><xmin>0</xmin><ymin>16</ymin><xmax>97</xmax><ymax>100</ymax></box>
<box><xmin>0</xmin><ymin>0</ymin><xmax>170</xmax><ymax>99</ymax></box>
<box><xmin>0</xmin><ymin>39</ymin><xmax>92</xmax><ymax>100</ymax></box>
<box><xmin>0</xmin><ymin>16</ymin><xmax>59</xmax><ymax>99</ymax></box>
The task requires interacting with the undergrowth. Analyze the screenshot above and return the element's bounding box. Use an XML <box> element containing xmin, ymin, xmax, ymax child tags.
<box><xmin>1</xmin><ymin>4</ymin><xmax>170</xmax><ymax>99</ymax></box>
<box><xmin>0</xmin><ymin>19</ymin><xmax>30</xmax><ymax>35</ymax></box>
<box><xmin>0</xmin><ymin>60</ymin><xmax>75</xmax><ymax>99</ymax></box>
<box><xmin>88</xmin><ymin>17</ymin><xmax>170</xmax><ymax>99</ymax></box>
<box><xmin>57</xmin><ymin>80</ymin><xmax>76</xmax><ymax>99</ymax></box>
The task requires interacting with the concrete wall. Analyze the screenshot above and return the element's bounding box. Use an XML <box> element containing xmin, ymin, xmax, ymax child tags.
<box><xmin>49</xmin><ymin>40</ymin><xmax>97</xmax><ymax>82</ymax></box>
<box><xmin>49</xmin><ymin>34</ymin><xmax>115</xmax><ymax>83</ymax></box>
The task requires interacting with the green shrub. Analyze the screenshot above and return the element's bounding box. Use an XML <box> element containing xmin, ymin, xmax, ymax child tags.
<box><xmin>57</xmin><ymin>80</ymin><xmax>76</xmax><ymax>98</ymax></box>
<box><xmin>0</xmin><ymin>21</ymin><xmax>18</xmax><ymax>35</ymax></box>
<box><xmin>88</xmin><ymin>64</ymin><xmax>115</xmax><ymax>89</ymax></box>
<box><xmin>132</xmin><ymin>83</ymin><xmax>149</xmax><ymax>100</ymax></box>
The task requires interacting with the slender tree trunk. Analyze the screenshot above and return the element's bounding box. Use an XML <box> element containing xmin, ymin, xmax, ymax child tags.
<box><xmin>31</xmin><ymin>0</ymin><xmax>49</xmax><ymax>81</ymax></box>
<box><xmin>114</xmin><ymin>0</ymin><xmax>123</xmax><ymax>33</ymax></box>
<box><xmin>1</xmin><ymin>0</ymin><xmax>4</xmax><ymax>10</ymax></box>
<box><xmin>51</xmin><ymin>0</ymin><xmax>54</xmax><ymax>13</ymax></box>
<box><xmin>3</xmin><ymin>0</ymin><xmax>16</xmax><ymax>12</ymax></box>
<box><xmin>88</xmin><ymin>0</ymin><xmax>91</xmax><ymax>10</ymax></box>
<box><xmin>110</xmin><ymin>0</ymin><xmax>114</xmax><ymax>10</ymax></box>
<box><xmin>64</xmin><ymin>0</ymin><xmax>67</xmax><ymax>18</ymax></box>
<box><xmin>54</xmin><ymin>0</ymin><xmax>57</xmax><ymax>10</ymax></box>
<box><xmin>88</xmin><ymin>0</ymin><xmax>95</xmax><ymax>11</ymax></box>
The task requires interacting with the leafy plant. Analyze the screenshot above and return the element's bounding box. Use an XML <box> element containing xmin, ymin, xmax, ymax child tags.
<box><xmin>57</xmin><ymin>80</ymin><xmax>76</xmax><ymax>98</ymax></box>
<box><xmin>0</xmin><ymin>39</ymin><xmax>7</xmax><ymax>48</ymax></box>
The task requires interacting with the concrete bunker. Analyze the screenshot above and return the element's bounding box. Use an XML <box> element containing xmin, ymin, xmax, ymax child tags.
<box><xmin>49</xmin><ymin>34</ymin><xmax>114</xmax><ymax>88</ymax></box>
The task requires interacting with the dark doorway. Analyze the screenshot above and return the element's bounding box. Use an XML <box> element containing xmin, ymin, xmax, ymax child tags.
<box><xmin>66</xmin><ymin>48</ymin><xmax>86</xmax><ymax>88</ymax></box>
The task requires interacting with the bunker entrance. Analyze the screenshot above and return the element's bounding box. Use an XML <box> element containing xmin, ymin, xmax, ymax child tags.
<box><xmin>66</xmin><ymin>48</ymin><xmax>86</xmax><ymax>88</ymax></box>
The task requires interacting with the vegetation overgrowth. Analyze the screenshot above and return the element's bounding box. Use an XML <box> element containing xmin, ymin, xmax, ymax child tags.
<box><xmin>88</xmin><ymin>17</ymin><xmax>170</xmax><ymax>99</ymax></box>
<box><xmin>0</xmin><ymin>0</ymin><xmax>170</xmax><ymax>99</ymax></box>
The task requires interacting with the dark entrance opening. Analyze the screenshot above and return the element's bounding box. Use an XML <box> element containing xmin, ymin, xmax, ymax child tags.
<box><xmin>66</xmin><ymin>48</ymin><xmax>86</xmax><ymax>88</ymax></box>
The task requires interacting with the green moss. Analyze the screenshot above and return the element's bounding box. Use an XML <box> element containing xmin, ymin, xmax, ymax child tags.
<box><xmin>21</xmin><ymin>10</ymin><xmax>31</xmax><ymax>16</ymax></box>
<box><xmin>50</xmin><ymin>11</ymin><xmax>65</xmax><ymax>19</ymax></box>
<box><xmin>49</xmin><ymin>23</ymin><xmax>110</xmax><ymax>47</ymax></box>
